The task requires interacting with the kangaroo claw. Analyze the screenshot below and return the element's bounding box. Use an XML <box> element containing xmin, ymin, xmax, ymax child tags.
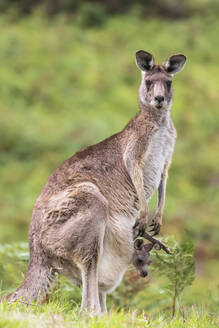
<box><xmin>149</xmin><ymin>222</ymin><xmax>161</xmax><ymax>235</ymax></box>
<box><xmin>142</xmin><ymin>231</ymin><xmax>172</xmax><ymax>255</ymax></box>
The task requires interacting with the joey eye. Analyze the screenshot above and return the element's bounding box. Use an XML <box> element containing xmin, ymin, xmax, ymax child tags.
<box><xmin>145</xmin><ymin>80</ymin><xmax>152</xmax><ymax>88</ymax></box>
<box><xmin>137</xmin><ymin>259</ymin><xmax>144</xmax><ymax>265</ymax></box>
<box><xmin>166</xmin><ymin>81</ymin><xmax>172</xmax><ymax>89</ymax></box>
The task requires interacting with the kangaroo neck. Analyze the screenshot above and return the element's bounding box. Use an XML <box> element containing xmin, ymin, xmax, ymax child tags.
<box><xmin>138</xmin><ymin>99</ymin><xmax>171</xmax><ymax>126</ymax></box>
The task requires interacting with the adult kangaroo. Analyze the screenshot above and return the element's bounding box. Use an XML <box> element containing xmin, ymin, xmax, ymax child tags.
<box><xmin>6</xmin><ymin>51</ymin><xmax>186</xmax><ymax>314</ymax></box>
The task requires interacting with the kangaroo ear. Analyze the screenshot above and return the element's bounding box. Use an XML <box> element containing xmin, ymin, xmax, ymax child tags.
<box><xmin>134</xmin><ymin>239</ymin><xmax>144</xmax><ymax>250</ymax></box>
<box><xmin>144</xmin><ymin>243</ymin><xmax>154</xmax><ymax>252</ymax></box>
<box><xmin>164</xmin><ymin>54</ymin><xmax>186</xmax><ymax>74</ymax></box>
<box><xmin>136</xmin><ymin>50</ymin><xmax>155</xmax><ymax>72</ymax></box>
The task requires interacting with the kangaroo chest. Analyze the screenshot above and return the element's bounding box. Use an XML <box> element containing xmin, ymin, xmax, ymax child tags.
<box><xmin>143</xmin><ymin>126</ymin><xmax>176</xmax><ymax>199</ymax></box>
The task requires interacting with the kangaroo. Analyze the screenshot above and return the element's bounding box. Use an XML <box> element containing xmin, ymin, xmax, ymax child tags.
<box><xmin>132</xmin><ymin>239</ymin><xmax>153</xmax><ymax>278</ymax></box>
<box><xmin>5</xmin><ymin>50</ymin><xmax>186</xmax><ymax>314</ymax></box>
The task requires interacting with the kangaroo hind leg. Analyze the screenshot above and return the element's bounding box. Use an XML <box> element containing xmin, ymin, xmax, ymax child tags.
<box><xmin>74</xmin><ymin>193</ymin><xmax>107</xmax><ymax>315</ymax></box>
<box><xmin>81</xmin><ymin>258</ymin><xmax>101</xmax><ymax>314</ymax></box>
<box><xmin>99</xmin><ymin>291</ymin><xmax>107</xmax><ymax>313</ymax></box>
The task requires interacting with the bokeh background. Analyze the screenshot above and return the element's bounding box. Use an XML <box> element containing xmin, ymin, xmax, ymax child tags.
<box><xmin>0</xmin><ymin>0</ymin><xmax>218</xmax><ymax>316</ymax></box>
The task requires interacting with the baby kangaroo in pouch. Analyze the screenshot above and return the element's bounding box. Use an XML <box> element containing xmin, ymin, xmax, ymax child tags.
<box><xmin>132</xmin><ymin>239</ymin><xmax>153</xmax><ymax>278</ymax></box>
<box><xmin>5</xmin><ymin>50</ymin><xmax>186</xmax><ymax>315</ymax></box>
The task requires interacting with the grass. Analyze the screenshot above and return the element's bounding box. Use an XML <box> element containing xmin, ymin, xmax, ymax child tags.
<box><xmin>0</xmin><ymin>301</ymin><xmax>218</xmax><ymax>328</ymax></box>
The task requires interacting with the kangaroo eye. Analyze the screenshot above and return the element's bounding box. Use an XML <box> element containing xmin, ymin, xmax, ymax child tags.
<box><xmin>145</xmin><ymin>80</ymin><xmax>152</xmax><ymax>88</ymax></box>
<box><xmin>166</xmin><ymin>81</ymin><xmax>172</xmax><ymax>88</ymax></box>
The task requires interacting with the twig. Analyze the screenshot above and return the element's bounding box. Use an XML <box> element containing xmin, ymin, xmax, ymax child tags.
<box><xmin>142</xmin><ymin>231</ymin><xmax>172</xmax><ymax>254</ymax></box>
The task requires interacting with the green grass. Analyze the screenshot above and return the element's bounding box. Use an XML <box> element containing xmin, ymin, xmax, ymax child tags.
<box><xmin>0</xmin><ymin>301</ymin><xmax>218</xmax><ymax>328</ymax></box>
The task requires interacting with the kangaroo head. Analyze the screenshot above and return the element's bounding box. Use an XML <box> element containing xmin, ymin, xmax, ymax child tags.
<box><xmin>132</xmin><ymin>239</ymin><xmax>153</xmax><ymax>277</ymax></box>
<box><xmin>136</xmin><ymin>50</ymin><xmax>186</xmax><ymax>111</ymax></box>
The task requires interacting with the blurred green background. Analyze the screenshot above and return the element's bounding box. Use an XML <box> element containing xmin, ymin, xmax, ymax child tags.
<box><xmin>0</xmin><ymin>0</ymin><xmax>218</xmax><ymax>316</ymax></box>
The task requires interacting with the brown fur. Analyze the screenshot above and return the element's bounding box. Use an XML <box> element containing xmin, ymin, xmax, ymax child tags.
<box><xmin>5</xmin><ymin>50</ymin><xmax>186</xmax><ymax>314</ymax></box>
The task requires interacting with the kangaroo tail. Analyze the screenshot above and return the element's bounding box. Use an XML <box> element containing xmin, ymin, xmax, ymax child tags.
<box><xmin>5</xmin><ymin>259</ymin><xmax>56</xmax><ymax>304</ymax></box>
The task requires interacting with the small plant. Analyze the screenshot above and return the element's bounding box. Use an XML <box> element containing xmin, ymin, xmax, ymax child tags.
<box><xmin>150</xmin><ymin>233</ymin><xmax>195</xmax><ymax>317</ymax></box>
<box><xmin>0</xmin><ymin>242</ymin><xmax>29</xmax><ymax>295</ymax></box>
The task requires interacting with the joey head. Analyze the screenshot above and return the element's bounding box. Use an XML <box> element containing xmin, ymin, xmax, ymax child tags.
<box><xmin>132</xmin><ymin>239</ymin><xmax>153</xmax><ymax>278</ymax></box>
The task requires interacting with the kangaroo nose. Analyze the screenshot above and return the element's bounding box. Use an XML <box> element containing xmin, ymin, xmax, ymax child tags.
<box><xmin>140</xmin><ymin>271</ymin><xmax>148</xmax><ymax>278</ymax></box>
<box><xmin>155</xmin><ymin>96</ymin><xmax>164</xmax><ymax>103</ymax></box>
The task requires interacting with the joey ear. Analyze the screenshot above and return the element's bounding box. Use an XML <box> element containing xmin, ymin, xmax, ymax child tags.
<box><xmin>144</xmin><ymin>243</ymin><xmax>154</xmax><ymax>252</ymax></box>
<box><xmin>136</xmin><ymin>50</ymin><xmax>155</xmax><ymax>72</ymax></box>
<box><xmin>134</xmin><ymin>239</ymin><xmax>144</xmax><ymax>250</ymax></box>
<box><xmin>164</xmin><ymin>54</ymin><xmax>186</xmax><ymax>74</ymax></box>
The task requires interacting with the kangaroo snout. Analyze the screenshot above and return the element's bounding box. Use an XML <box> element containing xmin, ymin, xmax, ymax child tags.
<box><xmin>154</xmin><ymin>95</ymin><xmax>165</xmax><ymax>108</ymax></box>
<box><xmin>155</xmin><ymin>95</ymin><xmax>164</xmax><ymax>103</ymax></box>
<box><xmin>139</xmin><ymin>270</ymin><xmax>148</xmax><ymax>278</ymax></box>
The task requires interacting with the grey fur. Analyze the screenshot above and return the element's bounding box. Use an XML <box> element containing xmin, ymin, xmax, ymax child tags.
<box><xmin>132</xmin><ymin>239</ymin><xmax>153</xmax><ymax>278</ymax></box>
<box><xmin>5</xmin><ymin>51</ymin><xmax>186</xmax><ymax>314</ymax></box>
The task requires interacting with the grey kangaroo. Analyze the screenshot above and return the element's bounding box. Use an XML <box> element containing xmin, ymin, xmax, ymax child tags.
<box><xmin>5</xmin><ymin>50</ymin><xmax>186</xmax><ymax>314</ymax></box>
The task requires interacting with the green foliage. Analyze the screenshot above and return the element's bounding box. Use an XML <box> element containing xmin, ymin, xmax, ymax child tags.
<box><xmin>76</xmin><ymin>2</ymin><xmax>106</xmax><ymax>27</ymax></box>
<box><xmin>0</xmin><ymin>243</ymin><xmax>29</xmax><ymax>292</ymax></box>
<box><xmin>0</xmin><ymin>0</ymin><xmax>219</xmax><ymax>19</ymax></box>
<box><xmin>151</xmin><ymin>235</ymin><xmax>195</xmax><ymax>316</ymax></box>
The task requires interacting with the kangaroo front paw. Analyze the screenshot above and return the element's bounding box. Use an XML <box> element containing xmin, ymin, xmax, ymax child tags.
<box><xmin>133</xmin><ymin>217</ymin><xmax>147</xmax><ymax>239</ymax></box>
<box><xmin>149</xmin><ymin>221</ymin><xmax>161</xmax><ymax>236</ymax></box>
